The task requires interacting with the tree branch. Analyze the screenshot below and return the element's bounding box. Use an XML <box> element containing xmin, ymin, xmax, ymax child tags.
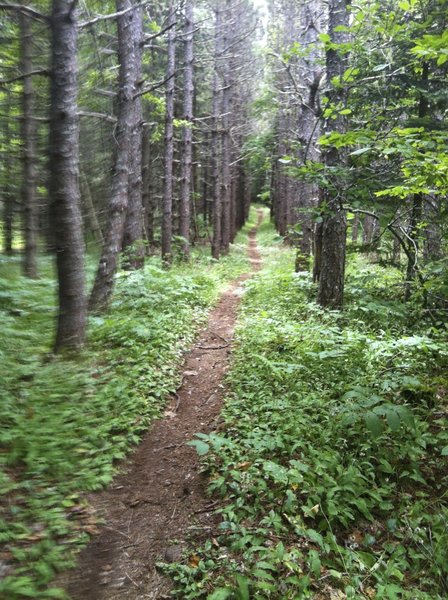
<box><xmin>78</xmin><ymin>111</ymin><xmax>117</xmax><ymax>123</ymax></box>
<box><xmin>79</xmin><ymin>1</ymin><xmax>148</xmax><ymax>28</ymax></box>
<box><xmin>0</xmin><ymin>2</ymin><xmax>48</xmax><ymax>22</ymax></box>
<box><xmin>0</xmin><ymin>69</ymin><xmax>49</xmax><ymax>87</ymax></box>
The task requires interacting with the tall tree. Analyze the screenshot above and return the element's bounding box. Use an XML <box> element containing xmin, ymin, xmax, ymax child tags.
<box><xmin>2</xmin><ymin>89</ymin><xmax>14</xmax><ymax>255</ymax></box>
<box><xmin>20</xmin><ymin>11</ymin><xmax>38</xmax><ymax>278</ymax></box>
<box><xmin>317</xmin><ymin>0</ymin><xmax>350</xmax><ymax>309</ymax></box>
<box><xmin>122</xmin><ymin>2</ymin><xmax>144</xmax><ymax>269</ymax></box>
<box><xmin>89</xmin><ymin>0</ymin><xmax>141</xmax><ymax>311</ymax></box>
<box><xmin>220</xmin><ymin>0</ymin><xmax>232</xmax><ymax>255</ymax></box>
<box><xmin>179</xmin><ymin>0</ymin><xmax>194</xmax><ymax>260</ymax></box>
<box><xmin>161</xmin><ymin>0</ymin><xmax>176</xmax><ymax>266</ymax></box>
<box><xmin>211</xmin><ymin>6</ymin><xmax>223</xmax><ymax>260</ymax></box>
<box><xmin>49</xmin><ymin>0</ymin><xmax>86</xmax><ymax>351</ymax></box>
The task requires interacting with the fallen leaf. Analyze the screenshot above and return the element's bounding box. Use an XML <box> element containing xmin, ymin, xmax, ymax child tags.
<box><xmin>236</xmin><ymin>461</ymin><xmax>252</xmax><ymax>470</ymax></box>
<box><xmin>188</xmin><ymin>554</ymin><xmax>200</xmax><ymax>568</ymax></box>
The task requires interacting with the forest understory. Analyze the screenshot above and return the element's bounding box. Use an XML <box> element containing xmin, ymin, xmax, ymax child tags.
<box><xmin>1</xmin><ymin>0</ymin><xmax>447</xmax><ymax>598</ymax></box>
<box><xmin>1</xmin><ymin>209</ymin><xmax>447</xmax><ymax>600</ymax></box>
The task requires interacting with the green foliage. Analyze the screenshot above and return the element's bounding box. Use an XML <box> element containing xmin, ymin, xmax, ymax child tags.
<box><xmin>167</xmin><ymin>232</ymin><xmax>448</xmax><ymax>599</ymax></box>
<box><xmin>0</xmin><ymin>235</ymin><xmax>251</xmax><ymax>599</ymax></box>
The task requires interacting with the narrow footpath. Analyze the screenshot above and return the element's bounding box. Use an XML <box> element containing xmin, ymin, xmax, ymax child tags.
<box><xmin>61</xmin><ymin>211</ymin><xmax>264</xmax><ymax>600</ymax></box>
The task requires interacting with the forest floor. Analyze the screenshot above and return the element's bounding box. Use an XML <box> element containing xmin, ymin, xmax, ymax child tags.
<box><xmin>58</xmin><ymin>211</ymin><xmax>265</xmax><ymax>600</ymax></box>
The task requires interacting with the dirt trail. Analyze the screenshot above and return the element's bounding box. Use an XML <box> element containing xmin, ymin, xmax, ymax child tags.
<box><xmin>61</xmin><ymin>211</ymin><xmax>264</xmax><ymax>600</ymax></box>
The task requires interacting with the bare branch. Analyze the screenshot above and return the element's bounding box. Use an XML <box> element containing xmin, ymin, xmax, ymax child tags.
<box><xmin>0</xmin><ymin>69</ymin><xmax>49</xmax><ymax>87</ymax></box>
<box><xmin>78</xmin><ymin>111</ymin><xmax>117</xmax><ymax>123</ymax></box>
<box><xmin>0</xmin><ymin>2</ymin><xmax>48</xmax><ymax>22</ymax></box>
<box><xmin>79</xmin><ymin>1</ymin><xmax>149</xmax><ymax>29</ymax></box>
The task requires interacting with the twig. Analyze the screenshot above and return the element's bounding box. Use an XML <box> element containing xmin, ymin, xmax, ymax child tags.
<box><xmin>174</xmin><ymin>392</ymin><xmax>181</xmax><ymax>412</ymax></box>
<box><xmin>125</xmin><ymin>571</ymin><xmax>140</xmax><ymax>588</ymax></box>
<box><xmin>197</xmin><ymin>344</ymin><xmax>229</xmax><ymax>350</ymax></box>
<box><xmin>102</xmin><ymin>525</ymin><xmax>131</xmax><ymax>540</ymax></box>
<box><xmin>210</xmin><ymin>331</ymin><xmax>229</xmax><ymax>343</ymax></box>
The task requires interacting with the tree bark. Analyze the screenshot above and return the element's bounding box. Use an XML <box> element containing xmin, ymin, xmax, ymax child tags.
<box><xmin>351</xmin><ymin>213</ymin><xmax>360</xmax><ymax>243</ymax></box>
<box><xmin>219</xmin><ymin>1</ymin><xmax>232</xmax><ymax>255</ymax></box>
<box><xmin>80</xmin><ymin>169</ymin><xmax>104</xmax><ymax>245</ymax></box>
<box><xmin>161</xmin><ymin>0</ymin><xmax>176</xmax><ymax>266</ymax></box>
<box><xmin>317</xmin><ymin>0</ymin><xmax>350</xmax><ymax>309</ymax></box>
<box><xmin>211</xmin><ymin>6</ymin><xmax>223</xmax><ymax>259</ymax></box>
<box><xmin>179</xmin><ymin>0</ymin><xmax>194</xmax><ymax>259</ymax></box>
<box><xmin>89</xmin><ymin>0</ymin><xmax>138</xmax><ymax>311</ymax></box>
<box><xmin>49</xmin><ymin>0</ymin><xmax>86</xmax><ymax>351</ymax></box>
<box><xmin>141</xmin><ymin>125</ymin><xmax>155</xmax><ymax>248</ymax></box>
<box><xmin>122</xmin><ymin>3</ymin><xmax>144</xmax><ymax>269</ymax></box>
<box><xmin>2</xmin><ymin>90</ymin><xmax>14</xmax><ymax>255</ymax></box>
<box><xmin>405</xmin><ymin>63</ymin><xmax>429</xmax><ymax>300</ymax></box>
<box><xmin>20</xmin><ymin>12</ymin><xmax>38</xmax><ymax>278</ymax></box>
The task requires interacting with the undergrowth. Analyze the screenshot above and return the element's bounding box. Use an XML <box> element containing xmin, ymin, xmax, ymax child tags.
<box><xmin>0</xmin><ymin>220</ymin><xmax>254</xmax><ymax>600</ymax></box>
<box><xmin>167</xmin><ymin>224</ymin><xmax>448</xmax><ymax>599</ymax></box>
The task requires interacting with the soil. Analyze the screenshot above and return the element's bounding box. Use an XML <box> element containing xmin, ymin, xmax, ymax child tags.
<box><xmin>60</xmin><ymin>212</ymin><xmax>264</xmax><ymax>600</ymax></box>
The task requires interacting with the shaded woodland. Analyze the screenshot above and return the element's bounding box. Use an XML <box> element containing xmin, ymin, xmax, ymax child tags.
<box><xmin>0</xmin><ymin>0</ymin><xmax>447</xmax><ymax>598</ymax></box>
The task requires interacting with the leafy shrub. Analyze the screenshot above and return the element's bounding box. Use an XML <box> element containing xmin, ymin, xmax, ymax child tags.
<box><xmin>169</xmin><ymin>229</ymin><xmax>448</xmax><ymax>599</ymax></box>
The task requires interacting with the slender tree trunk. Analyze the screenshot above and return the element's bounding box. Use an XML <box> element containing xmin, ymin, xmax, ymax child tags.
<box><xmin>200</xmin><ymin>131</ymin><xmax>209</xmax><ymax>226</ymax></box>
<box><xmin>122</xmin><ymin>3</ymin><xmax>144</xmax><ymax>269</ymax></box>
<box><xmin>179</xmin><ymin>0</ymin><xmax>194</xmax><ymax>259</ymax></box>
<box><xmin>49</xmin><ymin>0</ymin><xmax>86</xmax><ymax>351</ymax></box>
<box><xmin>211</xmin><ymin>7</ymin><xmax>223</xmax><ymax>259</ymax></box>
<box><xmin>405</xmin><ymin>63</ymin><xmax>428</xmax><ymax>300</ymax></box>
<box><xmin>219</xmin><ymin>0</ymin><xmax>232</xmax><ymax>255</ymax></box>
<box><xmin>313</xmin><ymin>220</ymin><xmax>323</xmax><ymax>282</ymax></box>
<box><xmin>423</xmin><ymin>196</ymin><xmax>442</xmax><ymax>261</ymax></box>
<box><xmin>161</xmin><ymin>0</ymin><xmax>176</xmax><ymax>266</ymax></box>
<box><xmin>142</xmin><ymin>125</ymin><xmax>154</xmax><ymax>248</ymax></box>
<box><xmin>351</xmin><ymin>214</ymin><xmax>360</xmax><ymax>243</ymax></box>
<box><xmin>89</xmin><ymin>0</ymin><xmax>138</xmax><ymax>311</ymax></box>
<box><xmin>80</xmin><ymin>169</ymin><xmax>104</xmax><ymax>245</ymax></box>
<box><xmin>20</xmin><ymin>12</ymin><xmax>38</xmax><ymax>278</ymax></box>
<box><xmin>2</xmin><ymin>90</ymin><xmax>14</xmax><ymax>255</ymax></box>
<box><xmin>317</xmin><ymin>0</ymin><xmax>350</xmax><ymax>309</ymax></box>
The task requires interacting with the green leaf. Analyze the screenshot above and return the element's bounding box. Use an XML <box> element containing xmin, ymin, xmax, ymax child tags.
<box><xmin>208</xmin><ymin>589</ymin><xmax>233</xmax><ymax>600</ymax></box>
<box><xmin>364</xmin><ymin>412</ymin><xmax>384</xmax><ymax>437</ymax></box>
<box><xmin>386</xmin><ymin>409</ymin><xmax>401</xmax><ymax>431</ymax></box>
<box><xmin>236</xmin><ymin>575</ymin><xmax>250</xmax><ymax>600</ymax></box>
<box><xmin>309</xmin><ymin>549</ymin><xmax>321</xmax><ymax>577</ymax></box>
<box><xmin>186</xmin><ymin>440</ymin><xmax>210</xmax><ymax>456</ymax></box>
<box><xmin>441</xmin><ymin>446</ymin><xmax>448</xmax><ymax>456</ymax></box>
<box><xmin>350</xmin><ymin>147</ymin><xmax>372</xmax><ymax>156</ymax></box>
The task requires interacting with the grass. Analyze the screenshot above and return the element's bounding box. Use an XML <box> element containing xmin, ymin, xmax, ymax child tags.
<box><xmin>0</xmin><ymin>218</ymin><xmax>256</xmax><ymax>600</ymax></box>
<box><xmin>167</xmin><ymin>220</ymin><xmax>448</xmax><ymax>599</ymax></box>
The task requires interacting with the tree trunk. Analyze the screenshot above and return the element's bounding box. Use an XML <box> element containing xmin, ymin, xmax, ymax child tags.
<box><xmin>351</xmin><ymin>213</ymin><xmax>360</xmax><ymax>243</ymax></box>
<box><xmin>49</xmin><ymin>0</ymin><xmax>86</xmax><ymax>351</ymax></box>
<box><xmin>20</xmin><ymin>12</ymin><xmax>38</xmax><ymax>278</ymax></box>
<box><xmin>142</xmin><ymin>125</ymin><xmax>154</xmax><ymax>248</ymax></box>
<box><xmin>317</xmin><ymin>0</ymin><xmax>350</xmax><ymax>309</ymax></box>
<box><xmin>405</xmin><ymin>63</ymin><xmax>428</xmax><ymax>300</ymax></box>
<box><xmin>211</xmin><ymin>7</ymin><xmax>223</xmax><ymax>259</ymax></box>
<box><xmin>122</xmin><ymin>3</ymin><xmax>144</xmax><ymax>269</ymax></box>
<box><xmin>80</xmin><ymin>169</ymin><xmax>104</xmax><ymax>245</ymax></box>
<box><xmin>89</xmin><ymin>0</ymin><xmax>138</xmax><ymax>311</ymax></box>
<box><xmin>161</xmin><ymin>0</ymin><xmax>176</xmax><ymax>266</ymax></box>
<box><xmin>423</xmin><ymin>196</ymin><xmax>442</xmax><ymax>261</ymax></box>
<box><xmin>2</xmin><ymin>90</ymin><xmax>14</xmax><ymax>255</ymax></box>
<box><xmin>179</xmin><ymin>0</ymin><xmax>194</xmax><ymax>259</ymax></box>
<box><xmin>220</xmin><ymin>1</ymin><xmax>232</xmax><ymax>255</ymax></box>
